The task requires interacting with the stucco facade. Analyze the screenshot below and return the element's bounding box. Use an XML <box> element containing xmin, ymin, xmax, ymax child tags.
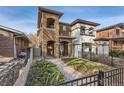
<box><xmin>71</xmin><ymin>21</ymin><xmax>100</xmax><ymax>57</ymax></box>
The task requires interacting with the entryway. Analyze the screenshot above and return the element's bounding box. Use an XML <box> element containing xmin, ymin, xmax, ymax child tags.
<box><xmin>47</xmin><ymin>41</ymin><xmax>54</xmax><ymax>57</ymax></box>
<box><xmin>60</xmin><ymin>41</ymin><xmax>68</xmax><ymax>56</ymax></box>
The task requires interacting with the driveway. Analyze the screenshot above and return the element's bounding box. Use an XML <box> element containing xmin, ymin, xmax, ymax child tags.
<box><xmin>0</xmin><ymin>57</ymin><xmax>13</xmax><ymax>63</ymax></box>
<box><xmin>47</xmin><ymin>58</ymin><xmax>83</xmax><ymax>81</ymax></box>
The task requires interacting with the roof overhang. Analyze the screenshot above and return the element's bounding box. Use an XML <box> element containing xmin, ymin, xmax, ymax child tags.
<box><xmin>110</xmin><ymin>37</ymin><xmax>124</xmax><ymax>41</ymax></box>
<box><xmin>94</xmin><ymin>38</ymin><xmax>110</xmax><ymax>41</ymax></box>
<box><xmin>38</xmin><ymin>7</ymin><xmax>63</xmax><ymax>28</ymax></box>
<box><xmin>70</xmin><ymin>19</ymin><xmax>100</xmax><ymax>26</ymax></box>
<box><xmin>97</xmin><ymin>23</ymin><xmax>124</xmax><ymax>32</ymax></box>
<box><xmin>59</xmin><ymin>36</ymin><xmax>75</xmax><ymax>39</ymax></box>
<box><xmin>0</xmin><ymin>25</ymin><xmax>29</xmax><ymax>42</ymax></box>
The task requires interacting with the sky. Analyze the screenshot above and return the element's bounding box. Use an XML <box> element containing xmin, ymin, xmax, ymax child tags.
<box><xmin>1</xmin><ymin>6</ymin><xmax>124</xmax><ymax>33</ymax></box>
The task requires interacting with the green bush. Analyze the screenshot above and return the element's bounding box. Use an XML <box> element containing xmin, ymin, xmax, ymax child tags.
<box><xmin>109</xmin><ymin>50</ymin><xmax>120</xmax><ymax>57</ymax></box>
<box><xmin>63</xmin><ymin>57</ymin><xmax>112</xmax><ymax>75</ymax></box>
<box><xmin>26</xmin><ymin>60</ymin><xmax>65</xmax><ymax>86</ymax></box>
<box><xmin>119</xmin><ymin>50</ymin><xmax>124</xmax><ymax>56</ymax></box>
<box><xmin>109</xmin><ymin>50</ymin><xmax>124</xmax><ymax>57</ymax></box>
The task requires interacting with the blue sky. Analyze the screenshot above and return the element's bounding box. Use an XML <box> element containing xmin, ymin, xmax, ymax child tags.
<box><xmin>1</xmin><ymin>6</ymin><xmax>124</xmax><ymax>33</ymax></box>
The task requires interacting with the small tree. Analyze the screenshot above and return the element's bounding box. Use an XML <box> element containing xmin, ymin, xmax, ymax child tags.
<box><xmin>27</xmin><ymin>33</ymin><xmax>42</xmax><ymax>48</ymax></box>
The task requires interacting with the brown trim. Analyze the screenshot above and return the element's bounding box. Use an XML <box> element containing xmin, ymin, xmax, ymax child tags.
<box><xmin>59</xmin><ymin>22</ymin><xmax>70</xmax><ymax>26</ymax></box>
<box><xmin>80</xmin><ymin>33</ymin><xmax>95</xmax><ymax>37</ymax></box>
<box><xmin>59</xmin><ymin>36</ymin><xmax>75</xmax><ymax>39</ymax></box>
<box><xmin>70</xmin><ymin>19</ymin><xmax>100</xmax><ymax>26</ymax></box>
<box><xmin>94</xmin><ymin>38</ymin><xmax>110</xmax><ymax>41</ymax></box>
<box><xmin>38</xmin><ymin>7</ymin><xmax>63</xmax><ymax>17</ymax></box>
<box><xmin>110</xmin><ymin>37</ymin><xmax>124</xmax><ymax>41</ymax></box>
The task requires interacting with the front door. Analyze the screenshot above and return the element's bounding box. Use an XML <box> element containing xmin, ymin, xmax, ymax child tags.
<box><xmin>47</xmin><ymin>41</ymin><xmax>54</xmax><ymax>56</ymax></box>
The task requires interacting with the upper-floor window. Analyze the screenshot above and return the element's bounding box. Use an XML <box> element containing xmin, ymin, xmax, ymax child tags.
<box><xmin>116</xmin><ymin>29</ymin><xmax>120</xmax><ymax>36</ymax></box>
<box><xmin>80</xmin><ymin>26</ymin><xmax>86</xmax><ymax>34</ymax></box>
<box><xmin>47</xmin><ymin>18</ymin><xmax>55</xmax><ymax>28</ymax></box>
<box><xmin>114</xmin><ymin>41</ymin><xmax>118</xmax><ymax>46</ymax></box>
<box><xmin>89</xmin><ymin>27</ymin><xmax>94</xmax><ymax>31</ymax></box>
<box><xmin>62</xmin><ymin>25</ymin><xmax>66</xmax><ymax>31</ymax></box>
<box><xmin>89</xmin><ymin>31</ymin><xmax>93</xmax><ymax>35</ymax></box>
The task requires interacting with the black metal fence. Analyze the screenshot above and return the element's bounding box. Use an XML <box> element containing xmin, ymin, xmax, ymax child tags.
<box><xmin>57</xmin><ymin>67</ymin><xmax>124</xmax><ymax>86</ymax></box>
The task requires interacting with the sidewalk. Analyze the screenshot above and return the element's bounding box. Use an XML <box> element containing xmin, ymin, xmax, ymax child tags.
<box><xmin>47</xmin><ymin>58</ymin><xmax>83</xmax><ymax>81</ymax></box>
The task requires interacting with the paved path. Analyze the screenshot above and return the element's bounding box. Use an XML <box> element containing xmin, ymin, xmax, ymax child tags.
<box><xmin>47</xmin><ymin>58</ymin><xmax>83</xmax><ymax>81</ymax></box>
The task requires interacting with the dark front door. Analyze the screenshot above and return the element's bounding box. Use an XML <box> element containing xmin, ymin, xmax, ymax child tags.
<box><xmin>47</xmin><ymin>41</ymin><xmax>54</xmax><ymax>56</ymax></box>
<box><xmin>60</xmin><ymin>41</ymin><xmax>68</xmax><ymax>56</ymax></box>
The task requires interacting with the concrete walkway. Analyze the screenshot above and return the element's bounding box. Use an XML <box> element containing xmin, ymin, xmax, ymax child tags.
<box><xmin>47</xmin><ymin>58</ymin><xmax>83</xmax><ymax>81</ymax></box>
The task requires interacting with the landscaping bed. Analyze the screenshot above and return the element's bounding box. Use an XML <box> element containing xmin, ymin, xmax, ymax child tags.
<box><xmin>62</xmin><ymin>57</ymin><xmax>112</xmax><ymax>76</ymax></box>
<box><xmin>26</xmin><ymin>60</ymin><xmax>65</xmax><ymax>86</ymax></box>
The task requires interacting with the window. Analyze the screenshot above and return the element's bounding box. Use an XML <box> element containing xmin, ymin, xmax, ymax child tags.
<box><xmin>47</xmin><ymin>18</ymin><xmax>55</xmax><ymax>28</ymax></box>
<box><xmin>116</xmin><ymin>29</ymin><xmax>120</xmax><ymax>36</ymax></box>
<box><xmin>89</xmin><ymin>27</ymin><xmax>94</xmax><ymax>31</ymax></box>
<box><xmin>62</xmin><ymin>25</ymin><xmax>66</xmax><ymax>31</ymax></box>
<box><xmin>114</xmin><ymin>41</ymin><xmax>118</xmax><ymax>46</ymax></box>
<box><xmin>80</xmin><ymin>26</ymin><xmax>86</xmax><ymax>34</ymax></box>
<box><xmin>89</xmin><ymin>31</ymin><xmax>93</xmax><ymax>35</ymax></box>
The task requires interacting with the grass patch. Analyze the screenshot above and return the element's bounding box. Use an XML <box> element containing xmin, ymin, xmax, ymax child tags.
<box><xmin>63</xmin><ymin>57</ymin><xmax>112</xmax><ymax>75</ymax></box>
<box><xmin>26</xmin><ymin>60</ymin><xmax>65</xmax><ymax>86</ymax></box>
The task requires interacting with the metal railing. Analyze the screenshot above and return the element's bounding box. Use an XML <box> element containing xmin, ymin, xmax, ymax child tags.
<box><xmin>57</xmin><ymin>67</ymin><xmax>124</xmax><ymax>86</ymax></box>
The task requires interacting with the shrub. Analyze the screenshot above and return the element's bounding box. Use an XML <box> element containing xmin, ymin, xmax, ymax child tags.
<box><xmin>109</xmin><ymin>50</ymin><xmax>124</xmax><ymax>57</ymax></box>
<box><xmin>63</xmin><ymin>57</ymin><xmax>112</xmax><ymax>75</ymax></box>
<box><xmin>109</xmin><ymin>50</ymin><xmax>120</xmax><ymax>57</ymax></box>
<box><xmin>26</xmin><ymin>60</ymin><xmax>65</xmax><ymax>86</ymax></box>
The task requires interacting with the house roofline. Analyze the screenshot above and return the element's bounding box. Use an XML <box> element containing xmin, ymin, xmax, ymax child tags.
<box><xmin>97</xmin><ymin>23</ymin><xmax>124</xmax><ymax>32</ymax></box>
<box><xmin>70</xmin><ymin>19</ymin><xmax>100</xmax><ymax>26</ymax></box>
<box><xmin>38</xmin><ymin>7</ymin><xmax>63</xmax><ymax>17</ymax></box>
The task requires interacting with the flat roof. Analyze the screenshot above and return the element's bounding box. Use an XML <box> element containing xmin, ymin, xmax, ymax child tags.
<box><xmin>70</xmin><ymin>19</ymin><xmax>100</xmax><ymax>26</ymax></box>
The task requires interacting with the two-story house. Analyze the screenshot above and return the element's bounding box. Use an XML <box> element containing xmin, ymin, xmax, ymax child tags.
<box><xmin>71</xmin><ymin>19</ymin><xmax>100</xmax><ymax>57</ymax></box>
<box><xmin>37</xmin><ymin>7</ymin><xmax>100</xmax><ymax>58</ymax></box>
<box><xmin>37</xmin><ymin>7</ymin><xmax>73</xmax><ymax>58</ymax></box>
<box><xmin>96</xmin><ymin>23</ymin><xmax>124</xmax><ymax>53</ymax></box>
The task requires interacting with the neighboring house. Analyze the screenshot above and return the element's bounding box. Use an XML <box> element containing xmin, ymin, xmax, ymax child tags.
<box><xmin>0</xmin><ymin>25</ymin><xmax>29</xmax><ymax>58</ymax></box>
<box><xmin>37</xmin><ymin>7</ymin><xmax>73</xmax><ymax>58</ymax></box>
<box><xmin>71</xmin><ymin>19</ymin><xmax>100</xmax><ymax>57</ymax></box>
<box><xmin>95</xmin><ymin>23</ymin><xmax>124</xmax><ymax>55</ymax></box>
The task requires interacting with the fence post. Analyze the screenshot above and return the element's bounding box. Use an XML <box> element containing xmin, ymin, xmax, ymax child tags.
<box><xmin>98</xmin><ymin>70</ymin><xmax>104</xmax><ymax>86</ymax></box>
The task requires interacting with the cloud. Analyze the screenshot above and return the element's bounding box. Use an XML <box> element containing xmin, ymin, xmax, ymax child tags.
<box><xmin>0</xmin><ymin>6</ymin><xmax>37</xmax><ymax>33</ymax></box>
<box><xmin>1</xmin><ymin>6</ymin><xmax>124</xmax><ymax>34</ymax></box>
<box><xmin>89</xmin><ymin>14</ymin><xmax>124</xmax><ymax>29</ymax></box>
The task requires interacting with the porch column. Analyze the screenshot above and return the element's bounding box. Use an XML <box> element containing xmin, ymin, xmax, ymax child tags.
<box><xmin>42</xmin><ymin>42</ymin><xmax>47</xmax><ymax>59</ymax></box>
<box><xmin>13</xmin><ymin>37</ymin><xmax>17</xmax><ymax>58</ymax></box>
<box><xmin>54</xmin><ymin>42</ymin><xmax>59</xmax><ymax>58</ymax></box>
<box><xmin>68</xmin><ymin>43</ymin><xmax>72</xmax><ymax>57</ymax></box>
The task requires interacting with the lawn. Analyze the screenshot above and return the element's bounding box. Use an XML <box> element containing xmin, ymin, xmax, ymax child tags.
<box><xmin>26</xmin><ymin>60</ymin><xmax>65</xmax><ymax>86</ymax></box>
<box><xmin>62</xmin><ymin>57</ymin><xmax>112</xmax><ymax>76</ymax></box>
